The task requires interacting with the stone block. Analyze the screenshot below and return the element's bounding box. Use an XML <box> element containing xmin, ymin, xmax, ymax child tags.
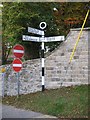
<box><xmin>51</xmin><ymin>78</ymin><xmax>60</xmax><ymax>81</ymax></box>
<box><xmin>46</xmin><ymin>67</ymin><xmax>54</xmax><ymax>70</ymax></box>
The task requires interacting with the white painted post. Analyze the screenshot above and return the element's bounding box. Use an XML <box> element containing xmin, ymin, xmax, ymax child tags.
<box><xmin>39</xmin><ymin>22</ymin><xmax>46</xmax><ymax>91</ymax></box>
<box><xmin>22</xmin><ymin>22</ymin><xmax>65</xmax><ymax>92</ymax></box>
<box><xmin>41</xmin><ymin>37</ymin><xmax>45</xmax><ymax>91</ymax></box>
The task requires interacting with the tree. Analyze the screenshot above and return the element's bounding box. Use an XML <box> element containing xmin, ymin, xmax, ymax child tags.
<box><xmin>2</xmin><ymin>2</ymin><xmax>89</xmax><ymax>64</ymax></box>
<box><xmin>2</xmin><ymin>2</ymin><xmax>58</xmax><ymax>63</ymax></box>
<box><xmin>2</xmin><ymin>2</ymin><xmax>41</xmax><ymax>64</ymax></box>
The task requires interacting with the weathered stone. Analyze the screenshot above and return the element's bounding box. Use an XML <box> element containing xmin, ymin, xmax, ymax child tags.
<box><xmin>52</xmin><ymin>78</ymin><xmax>60</xmax><ymax>81</ymax></box>
<box><xmin>61</xmin><ymin>53</ymin><xmax>64</xmax><ymax>56</ymax></box>
<box><xmin>74</xmin><ymin>56</ymin><xmax>79</xmax><ymax>59</ymax></box>
<box><xmin>46</xmin><ymin>67</ymin><xmax>54</xmax><ymax>70</ymax></box>
<box><xmin>0</xmin><ymin>28</ymin><xmax>89</xmax><ymax>96</ymax></box>
<box><xmin>57</xmin><ymin>70</ymin><xmax>61</xmax><ymax>74</ymax></box>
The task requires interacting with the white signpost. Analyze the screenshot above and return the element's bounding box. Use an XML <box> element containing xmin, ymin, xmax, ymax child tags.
<box><xmin>22</xmin><ymin>22</ymin><xmax>65</xmax><ymax>91</ymax></box>
<box><xmin>22</xmin><ymin>35</ymin><xmax>65</xmax><ymax>42</ymax></box>
<box><xmin>28</xmin><ymin>27</ymin><xmax>44</xmax><ymax>36</ymax></box>
<box><xmin>43</xmin><ymin>36</ymin><xmax>65</xmax><ymax>42</ymax></box>
<box><xmin>22</xmin><ymin>35</ymin><xmax>40</xmax><ymax>42</ymax></box>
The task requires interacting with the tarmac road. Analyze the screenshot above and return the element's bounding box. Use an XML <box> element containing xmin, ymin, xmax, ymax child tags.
<box><xmin>2</xmin><ymin>104</ymin><xmax>57</xmax><ymax>119</ymax></box>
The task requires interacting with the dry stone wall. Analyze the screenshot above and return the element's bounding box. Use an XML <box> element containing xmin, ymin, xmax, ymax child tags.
<box><xmin>0</xmin><ymin>28</ymin><xmax>89</xmax><ymax>96</ymax></box>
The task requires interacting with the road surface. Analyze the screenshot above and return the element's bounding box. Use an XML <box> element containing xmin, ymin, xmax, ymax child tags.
<box><xmin>2</xmin><ymin>104</ymin><xmax>57</xmax><ymax>119</ymax></box>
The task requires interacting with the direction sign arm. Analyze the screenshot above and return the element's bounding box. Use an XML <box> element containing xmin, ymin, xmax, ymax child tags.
<box><xmin>22</xmin><ymin>35</ymin><xmax>40</xmax><ymax>42</ymax></box>
<box><xmin>28</xmin><ymin>27</ymin><xmax>44</xmax><ymax>36</ymax></box>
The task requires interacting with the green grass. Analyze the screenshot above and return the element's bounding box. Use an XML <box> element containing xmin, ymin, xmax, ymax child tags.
<box><xmin>2</xmin><ymin>85</ymin><xmax>89</xmax><ymax>118</ymax></box>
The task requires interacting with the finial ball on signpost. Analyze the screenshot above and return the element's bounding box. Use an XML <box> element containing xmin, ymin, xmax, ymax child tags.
<box><xmin>39</xmin><ymin>22</ymin><xmax>47</xmax><ymax>30</ymax></box>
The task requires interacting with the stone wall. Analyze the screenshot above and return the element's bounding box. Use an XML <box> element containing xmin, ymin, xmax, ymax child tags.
<box><xmin>0</xmin><ymin>29</ymin><xmax>2</xmax><ymax>65</ymax></box>
<box><xmin>0</xmin><ymin>28</ymin><xmax>89</xmax><ymax>96</ymax></box>
<box><xmin>45</xmin><ymin>28</ymin><xmax>89</xmax><ymax>88</ymax></box>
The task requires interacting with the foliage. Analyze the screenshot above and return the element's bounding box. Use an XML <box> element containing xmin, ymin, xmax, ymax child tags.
<box><xmin>2</xmin><ymin>2</ymin><xmax>90</xmax><ymax>64</ymax></box>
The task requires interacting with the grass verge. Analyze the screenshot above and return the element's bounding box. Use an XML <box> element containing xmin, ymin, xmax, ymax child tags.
<box><xmin>2</xmin><ymin>85</ymin><xmax>89</xmax><ymax>118</ymax></box>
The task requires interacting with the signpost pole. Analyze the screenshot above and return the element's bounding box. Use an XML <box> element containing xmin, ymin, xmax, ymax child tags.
<box><xmin>12</xmin><ymin>45</ymin><xmax>24</xmax><ymax>97</ymax></box>
<box><xmin>41</xmin><ymin>36</ymin><xmax>45</xmax><ymax>91</ymax></box>
<box><xmin>17</xmin><ymin>72</ymin><xmax>20</xmax><ymax>98</ymax></box>
<box><xmin>22</xmin><ymin>22</ymin><xmax>65</xmax><ymax>92</ymax></box>
<box><xmin>39</xmin><ymin>22</ymin><xmax>46</xmax><ymax>92</ymax></box>
<box><xmin>12</xmin><ymin>58</ymin><xmax>23</xmax><ymax>98</ymax></box>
